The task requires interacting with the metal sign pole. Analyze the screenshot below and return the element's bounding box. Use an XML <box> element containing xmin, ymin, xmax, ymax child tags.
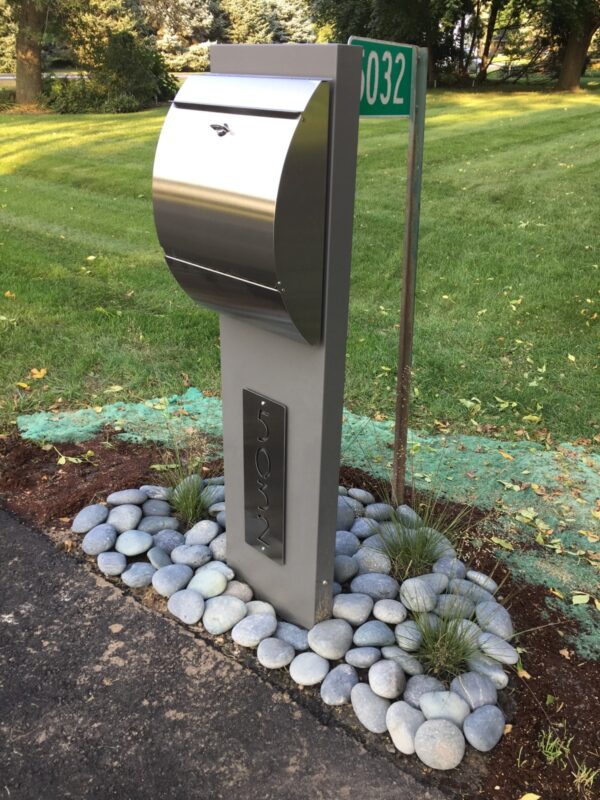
<box><xmin>392</xmin><ymin>47</ymin><xmax>428</xmax><ymax>505</ymax></box>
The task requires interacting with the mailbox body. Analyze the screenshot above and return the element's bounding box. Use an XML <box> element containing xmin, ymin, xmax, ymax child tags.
<box><xmin>153</xmin><ymin>74</ymin><xmax>330</xmax><ymax>345</ymax></box>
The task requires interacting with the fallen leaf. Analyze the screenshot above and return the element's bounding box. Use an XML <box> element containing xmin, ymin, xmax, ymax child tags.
<box><xmin>503</xmin><ymin>723</ymin><xmax>513</xmax><ymax>734</ymax></box>
<box><xmin>30</xmin><ymin>367</ymin><xmax>47</xmax><ymax>380</ymax></box>
<box><xmin>498</xmin><ymin>448</ymin><xmax>514</xmax><ymax>460</ymax></box>
<box><xmin>517</xmin><ymin>667</ymin><xmax>532</xmax><ymax>679</ymax></box>
<box><xmin>3</xmin><ymin>290</ymin><xmax>15</xmax><ymax>299</ymax></box>
<box><xmin>92</xmin><ymin>406</ymin><xmax>103</xmax><ymax>413</ymax></box>
<box><xmin>16</xmin><ymin>381</ymin><xmax>31</xmax><ymax>391</ymax></box>
<box><xmin>567</xmin><ymin>353</ymin><xmax>576</xmax><ymax>362</ymax></box>
<box><xmin>522</xmin><ymin>414</ymin><xmax>542</xmax><ymax>423</ymax></box>
<box><xmin>518</xmin><ymin>794</ymin><xmax>541</xmax><ymax>800</ymax></box>
<box><xmin>491</xmin><ymin>536</ymin><xmax>514</xmax><ymax>551</ymax></box>
<box><xmin>86</xmin><ymin>255</ymin><xmax>96</xmax><ymax>262</ymax></box>
<box><xmin>594</xmin><ymin>598</ymin><xmax>600</xmax><ymax>611</ymax></box>
<box><xmin>104</xmin><ymin>385</ymin><xmax>124</xmax><ymax>393</ymax></box>
<box><xmin>559</xmin><ymin>648</ymin><xmax>571</xmax><ymax>660</ymax></box>
<box><xmin>572</xmin><ymin>593</ymin><xmax>590</xmax><ymax>605</ymax></box>
<box><xmin>549</xmin><ymin>588</ymin><xmax>564</xmax><ymax>600</ymax></box>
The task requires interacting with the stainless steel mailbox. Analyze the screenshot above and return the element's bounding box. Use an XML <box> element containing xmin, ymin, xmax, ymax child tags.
<box><xmin>153</xmin><ymin>74</ymin><xmax>330</xmax><ymax>345</ymax></box>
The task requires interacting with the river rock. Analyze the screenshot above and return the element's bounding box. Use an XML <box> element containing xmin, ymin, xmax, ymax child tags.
<box><xmin>348</xmin><ymin>488</ymin><xmax>375</xmax><ymax>505</ymax></box>
<box><xmin>373</xmin><ymin>599</ymin><xmax>407</xmax><ymax>625</ymax></box>
<box><xmin>466</xmin><ymin>654</ymin><xmax>509</xmax><ymax>689</ymax></box>
<box><xmin>97</xmin><ymin>551</ymin><xmax>127</xmax><ymax>576</ymax></box>
<box><xmin>381</xmin><ymin>647</ymin><xmax>424</xmax><ymax>675</ymax></box>
<box><xmin>152</xmin><ymin>564</ymin><xmax>193</xmax><ymax>598</ymax></box>
<box><xmin>202</xmin><ymin>595</ymin><xmax>246</xmax><ymax>634</ymax></box>
<box><xmin>107</xmin><ymin>488</ymin><xmax>148</xmax><ymax>506</ymax></box>
<box><xmin>368</xmin><ymin>659</ymin><xmax>406</xmax><ymax>699</ymax></box>
<box><xmin>210</xmin><ymin>533</ymin><xmax>227</xmax><ymax>561</ymax></box>
<box><xmin>167</xmin><ymin>589</ymin><xmax>205</xmax><ymax>624</ymax></box>
<box><xmin>215</xmin><ymin>511</ymin><xmax>227</xmax><ymax>528</ymax></box>
<box><xmin>332</xmin><ymin>593</ymin><xmax>373</xmax><ymax>626</ymax></box>
<box><xmin>432</xmin><ymin>557</ymin><xmax>466</xmax><ymax>580</ymax></box>
<box><xmin>204</xmin><ymin>476</ymin><xmax>224</xmax><ymax>485</ymax></box>
<box><xmin>404</xmin><ymin>675</ymin><xmax>445</xmax><ymax>708</ymax></box>
<box><xmin>467</xmin><ymin>569</ymin><xmax>498</xmax><ymax>595</ymax></box>
<box><xmin>276</xmin><ymin>621</ymin><xmax>309</xmax><ymax>651</ymax></box>
<box><xmin>107</xmin><ymin>504</ymin><xmax>142</xmax><ymax>533</ymax></box>
<box><xmin>394</xmin><ymin>621</ymin><xmax>422</xmax><ymax>652</ymax></box>
<box><xmin>72</xmin><ymin>504</ymin><xmax>109</xmax><ymax>534</ymax></box>
<box><xmin>82</xmin><ymin>524</ymin><xmax>117</xmax><ymax>556</ymax></box>
<box><xmin>320</xmin><ymin>664</ymin><xmax>359</xmax><ymax>705</ymax></box>
<box><xmin>138</xmin><ymin>516</ymin><xmax>180</xmax><ymax>534</ymax></box>
<box><xmin>308</xmin><ymin>619</ymin><xmax>354</xmax><ymax>660</ymax></box>
<box><xmin>478</xmin><ymin>632</ymin><xmax>519</xmax><ymax>664</ymax></box>
<box><xmin>334</xmin><ymin>554</ymin><xmax>359</xmax><ymax>583</ymax></box>
<box><xmin>400</xmin><ymin>577</ymin><xmax>437</xmax><ymax>612</ymax></box>
<box><xmin>231</xmin><ymin>613</ymin><xmax>277</xmax><ymax>648</ymax></box>
<box><xmin>476</xmin><ymin>601</ymin><xmax>514</xmax><ymax>640</ymax></box>
<box><xmin>336</xmin><ymin>496</ymin><xmax>356</xmax><ymax>530</ymax></box>
<box><xmin>246</xmin><ymin>600</ymin><xmax>276</xmax><ymax>617</ymax></box>
<box><xmin>350</xmin><ymin>573</ymin><xmax>399</xmax><ymax>600</ymax></box>
<box><xmin>257</xmin><ymin>637</ymin><xmax>295</xmax><ymax>669</ymax></box>
<box><xmin>185</xmin><ymin>519</ymin><xmax>221</xmax><ymax>546</ymax></box>
<box><xmin>350</xmin><ymin>517</ymin><xmax>381</xmax><ymax>539</ymax></box>
<box><xmin>197</xmin><ymin>560</ymin><xmax>235</xmax><ymax>581</ymax></box>
<box><xmin>141</xmin><ymin>499</ymin><xmax>171</xmax><ymax>517</ymax></box>
<box><xmin>121</xmin><ymin>562</ymin><xmax>156</xmax><ymax>588</ymax></box>
<box><xmin>224</xmin><ymin>580</ymin><xmax>253</xmax><ymax>602</ymax></box>
<box><xmin>332</xmin><ymin>582</ymin><xmax>342</xmax><ymax>596</ymax></box>
<box><xmin>354</xmin><ymin>547</ymin><xmax>391</xmax><ymax>575</ymax></box>
<box><xmin>420</xmin><ymin>691</ymin><xmax>470</xmax><ymax>727</ymax></box>
<box><xmin>350</xmin><ymin>684</ymin><xmax>390</xmax><ymax>734</ymax></box>
<box><xmin>450</xmin><ymin>672</ymin><xmax>497</xmax><ymax>710</ymax></box>
<box><xmin>345</xmin><ymin>647</ymin><xmax>381</xmax><ymax>669</ymax></box>
<box><xmin>455</xmin><ymin>619</ymin><xmax>483</xmax><ymax>647</ymax></box>
<box><xmin>418</xmin><ymin>573</ymin><xmax>449</xmax><ymax>594</ymax></box>
<box><xmin>152</xmin><ymin>529</ymin><xmax>184</xmax><ymax>554</ymax></box>
<box><xmin>354</xmin><ymin>620</ymin><xmax>395</xmax><ymax>648</ymax></box>
<box><xmin>396</xmin><ymin>504</ymin><xmax>422</xmax><ymax>527</ymax></box>
<box><xmin>386</xmin><ymin>701</ymin><xmax>425</xmax><ymax>754</ymax></box>
<box><xmin>208</xmin><ymin>501</ymin><xmax>226</xmax><ymax>516</ymax></box>
<box><xmin>171</xmin><ymin>544</ymin><xmax>211</xmax><ymax>568</ymax></box>
<box><xmin>289</xmin><ymin>652</ymin><xmax>330</xmax><ymax>686</ymax></box>
<box><xmin>139</xmin><ymin>484</ymin><xmax>172</xmax><ymax>501</ymax></box>
<box><xmin>147</xmin><ymin>546</ymin><xmax>172</xmax><ymax>569</ymax></box>
<box><xmin>201</xmin><ymin>484</ymin><xmax>225</xmax><ymax>507</ymax></box>
<box><xmin>364</xmin><ymin>503</ymin><xmax>394</xmax><ymax>521</ymax></box>
<box><xmin>344</xmin><ymin>497</ymin><xmax>365</xmax><ymax>517</ymax></box>
<box><xmin>449</xmin><ymin>578</ymin><xmax>495</xmax><ymax>605</ymax></box>
<box><xmin>335</xmin><ymin>530</ymin><xmax>360</xmax><ymax>557</ymax></box>
<box><xmin>463</xmin><ymin>704</ymin><xmax>505</xmax><ymax>752</ymax></box>
<box><xmin>187</xmin><ymin>568</ymin><xmax>227</xmax><ymax>598</ymax></box>
<box><xmin>414</xmin><ymin>719</ymin><xmax>465</xmax><ymax>770</ymax></box>
<box><xmin>435</xmin><ymin>594</ymin><xmax>475</xmax><ymax>620</ymax></box>
<box><xmin>115</xmin><ymin>530</ymin><xmax>153</xmax><ymax>556</ymax></box>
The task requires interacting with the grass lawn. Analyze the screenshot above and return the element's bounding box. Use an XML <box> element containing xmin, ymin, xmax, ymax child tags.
<box><xmin>0</xmin><ymin>88</ymin><xmax>599</xmax><ymax>443</ymax></box>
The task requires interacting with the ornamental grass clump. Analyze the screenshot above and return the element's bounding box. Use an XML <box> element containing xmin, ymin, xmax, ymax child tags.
<box><xmin>414</xmin><ymin>614</ymin><xmax>479</xmax><ymax>682</ymax></box>
<box><xmin>153</xmin><ymin>435</ymin><xmax>210</xmax><ymax>528</ymax></box>
<box><xmin>379</xmin><ymin>522</ymin><xmax>452</xmax><ymax>581</ymax></box>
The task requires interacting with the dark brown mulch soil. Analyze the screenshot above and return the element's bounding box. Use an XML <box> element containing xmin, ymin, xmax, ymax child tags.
<box><xmin>0</xmin><ymin>435</ymin><xmax>598</xmax><ymax>800</ymax></box>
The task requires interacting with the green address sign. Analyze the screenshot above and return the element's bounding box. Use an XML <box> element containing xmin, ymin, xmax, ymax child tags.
<box><xmin>348</xmin><ymin>37</ymin><xmax>416</xmax><ymax>118</ymax></box>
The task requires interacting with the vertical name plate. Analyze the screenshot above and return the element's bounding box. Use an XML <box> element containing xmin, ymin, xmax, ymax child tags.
<box><xmin>243</xmin><ymin>389</ymin><xmax>287</xmax><ymax>563</ymax></box>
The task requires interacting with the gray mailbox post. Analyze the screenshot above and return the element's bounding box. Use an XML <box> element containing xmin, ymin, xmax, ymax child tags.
<box><xmin>153</xmin><ymin>44</ymin><xmax>361</xmax><ymax>628</ymax></box>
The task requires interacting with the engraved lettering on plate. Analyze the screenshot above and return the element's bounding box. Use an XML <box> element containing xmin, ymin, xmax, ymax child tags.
<box><xmin>243</xmin><ymin>389</ymin><xmax>286</xmax><ymax>563</ymax></box>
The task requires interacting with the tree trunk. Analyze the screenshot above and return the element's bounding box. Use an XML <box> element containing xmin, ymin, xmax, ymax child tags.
<box><xmin>15</xmin><ymin>1</ymin><xmax>46</xmax><ymax>105</ymax></box>
<box><xmin>477</xmin><ymin>0</ymin><xmax>500</xmax><ymax>82</ymax></box>
<box><xmin>556</xmin><ymin>16</ymin><xmax>599</xmax><ymax>91</ymax></box>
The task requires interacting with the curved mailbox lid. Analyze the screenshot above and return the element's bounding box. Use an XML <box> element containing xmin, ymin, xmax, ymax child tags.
<box><xmin>152</xmin><ymin>74</ymin><xmax>330</xmax><ymax>345</ymax></box>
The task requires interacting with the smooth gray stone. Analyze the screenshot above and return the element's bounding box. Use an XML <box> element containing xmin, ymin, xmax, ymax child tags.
<box><xmin>201</xmin><ymin>484</ymin><xmax>225</xmax><ymax>506</ymax></box>
<box><xmin>187</xmin><ymin>568</ymin><xmax>227</xmax><ymax>598</ymax></box>
<box><xmin>394</xmin><ymin>621</ymin><xmax>422</xmax><ymax>652</ymax></box>
<box><xmin>107</xmin><ymin>504</ymin><xmax>143</xmax><ymax>533</ymax></box>
<box><xmin>463</xmin><ymin>704</ymin><xmax>505</xmax><ymax>752</ymax></box>
<box><xmin>121</xmin><ymin>562</ymin><xmax>156</xmax><ymax>588</ymax></box>
<box><xmin>224</xmin><ymin>580</ymin><xmax>253</xmax><ymax>602</ymax></box>
<box><xmin>348</xmin><ymin>487</ymin><xmax>375</xmax><ymax>505</ymax></box>
<box><xmin>466</xmin><ymin>654</ymin><xmax>509</xmax><ymax>689</ymax></box>
<box><xmin>246</xmin><ymin>600</ymin><xmax>276</xmax><ymax>616</ymax></box>
<box><xmin>379</xmin><ymin>520</ymin><xmax>410</xmax><ymax>541</ymax></box>
<box><xmin>138</xmin><ymin>516</ymin><xmax>180</xmax><ymax>534</ymax></box>
<box><xmin>368</xmin><ymin>659</ymin><xmax>405</xmax><ymax>699</ymax></box>
<box><xmin>420</xmin><ymin>691</ymin><xmax>470</xmax><ymax>727</ymax></box>
<box><xmin>467</xmin><ymin>569</ymin><xmax>498</xmax><ymax>595</ymax></box>
<box><xmin>421</xmin><ymin>529</ymin><xmax>456</xmax><ymax>560</ymax></box>
<box><xmin>231</xmin><ymin>613</ymin><xmax>277</xmax><ymax>648</ymax></box>
<box><xmin>414</xmin><ymin>719</ymin><xmax>465</xmax><ymax>770</ymax></box>
<box><xmin>196</xmin><ymin>560</ymin><xmax>235</xmax><ymax>581</ymax></box>
<box><xmin>204</xmin><ymin>476</ymin><xmax>225</xmax><ymax>485</ymax></box>
<box><xmin>97</xmin><ymin>551</ymin><xmax>127</xmax><ymax>576</ymax></box>
<box><xmin>354</xmin><ymin>546</ymin><xmax>391</xmax><ymax>575</ymax></box>
<box><xmin>289</xmin><ymin>652</ymin><xmax>330</xmax><ymax>686</ymax></box>
<box><xmin>257</xmin><ymin>637</ymin><xmax>295</xmax><ymax>669</ymax></box>
<box><xmin>435</xmin><ymin>594</ymin><xmax>475</xmax><ymax>620</ymax></box>
<box><xmin>151</xmin><ymin>564</ymin><xmax>193</xmax><ymax>598</ymax></box>
<box><xmin>373</xmin><ymin>599</ymin><xmax>407</xmax><ymax>625</ymax></box>
<box><xmin>476</xmin><ymin>601</ymin><xmax>514</xmax><ymax>640</ymax></box>
<box><xmin>107</xmin><ymin>488</ymin><xmax>148</xmax><ymax>506</ymax></box>
<box><xmin>350</xmin><ymin>517</ymin><xmax>381</xmax><ymax>539</ymax></box>
<box><xmin>210</xmin><ymin>532</ymin><xmax>227</xmax><ymax>561</ymax></box>
<box><xmin>115</xmin><ymin>530</ymin><xmax>153</xmax><ymax>557</ymax></box>
<box><xmin>335</xmin><ymin>530</ymin><xmax>360</xmax><ymax>557</ymax></box>
<box><xmin>147</xmin><ymin>546</ymin><xmax>172</xmax><ymax>569</ymax></box>
<box><xmin>450</xmin><ymin>672</ymin><xmax>497</xmax><ymax>710</ymax></box>
<box><xmin>478</xmin><ymin>632</ymin><xmax>519</xmax><ymax>665</ymax></box>
<box><xmin>361</xmin><ymin>533</ymin><xmax>386</xmax><ymax>552</ymax></box>
<box><xmin>185</xmin><ymin>519</ymin><xmax>221</xmax><ymax>546</ymax></box>
<box><xmin>202</xmin><ymin>595</ymin><xmax>246</xmax><ymax>634</ymax></box>
<box><xmin>400</xmin><ymin>577</ymin><xmax>437</xmax><ymax>612</ymax></box>
<box><xmin>345</xmin><ymin>647</ymin><xmax>381</xmax><ymax>669</ymax></box>
<box><xmin>386</xmin><ymin>701</ymin><xmax>425</xmax><ymax>754</ymax></box>
<box><xmin>332</xmin><ymin>582</ymin><xmax>342</xmax><ymax>596</ymax></box>
<box><xmin>208</xmin><ymin>501</ymin><xmax>226</xmax><ymax>516</ymax></box>
<box><xmin>364</xmin><ymin>503</ymin><xmax>394</xmax><ymax>521</ymax></box>
<box><xmin>152</xmin><ymin>530</ymin><xmax>184</xmax><ymax>554</ymax></box>
<box><xmin>344</xmin><ymin>497</ymin><xmax>365</xmax><ymax>517</ymax></box>
<box><xmin>140</xmin><ymin>484</ymin><xmax>172</xmax><ymax>501</ymax></box>
<box><xmin>276</xmin><ymin>621</ymin><xmax>309</xmax><ymax>651</ymax></box>
<box><xmin>167</xmin><ymin>589</ymin><xmax>205</xmax><ymax>624</ymax></box>
<box><xmin>336</xmin><ymin>496</ymin><xmax>356</xmax><ymax>531</ymax></box>
<box><xmin>338</xmin><ymin>485</ymin><xmax>348</xmax><ymax>495</ymax></box>
<box><xmin>418</xmin><ymin>572</ymin><xmax>449</xmax><ymax>594</ymax></box>
<box><xmin>350</xmin><ymin>683</ymin><xmax>390</xmax><ymax>734</ymax></box>
<box><xmin>354</xmin><ymin>620</ymin><xmax>395</xmax><ymax>648</ymax></box>
<box><xmin>171</xmin><ymin>544</ymin><xmax>211</xmax><ymax>568</ymax></box>
<box><xmin>381</xmin><ymin>647</ymin><xmax>424</xmax><ymax>675</ymax></box>
<box><xmin>82</xmin><ymin>524</ymin><xmax>117</xmax><ymax>556</ymax></box>
<box><xmin>72</xmin><ymin>504</ymin><xmax>109</xmax><ymax>534</ymax></box>
<box><xmin>449</xmin><ymin>578</ymin><xmax>495</xmax><ymax>605</ymax></box>
<box><xmin>350</xmin><ymin>573</ymin><xmax>399</xmax><ymax>600</ymax></box>
<box><xmin>334</xmin><ymin>554</ymin><xmax>359</xmax><ymax>584</ymax></box>
<box><xmin>216</xmin><ymin>511</ymin><xmax>227</xmax><ymax>528</ymax></box>
<box><xmin>455</xmin><ymin>619</ymin><xmax>482</xmax><ymax>646</ymax></box>
<box><xmin>395</xmin><ymin>504</ymin><xmax>421</xmax><ymax>528</ymax></box>
<box><xmin>308</xmin><ymin>619</ymin><xmax>354</xmax><ymax>660</ymax></box>
<box><xmin>432</xmin><ymin>557</ymin><xmax>466</xmax><ymax>580</ymax></box>
<box><xmin>142</xmin><ymin>498</ymin><xmax>171</xmax><ymax>517</ymax></box>
<box><xmin>332</xmin><ymin>593</ymin><xmax>373</xmax><ymax>626</ymax></box>
<box><xmin>320</xmin><ymin>664</ymin><xmax>358</xmax><ymax>705</ymax></box>
<box><xmin>404</xmin><ymin>675</ymin><xmax>445</xmax><ymax>709</ymax></box>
